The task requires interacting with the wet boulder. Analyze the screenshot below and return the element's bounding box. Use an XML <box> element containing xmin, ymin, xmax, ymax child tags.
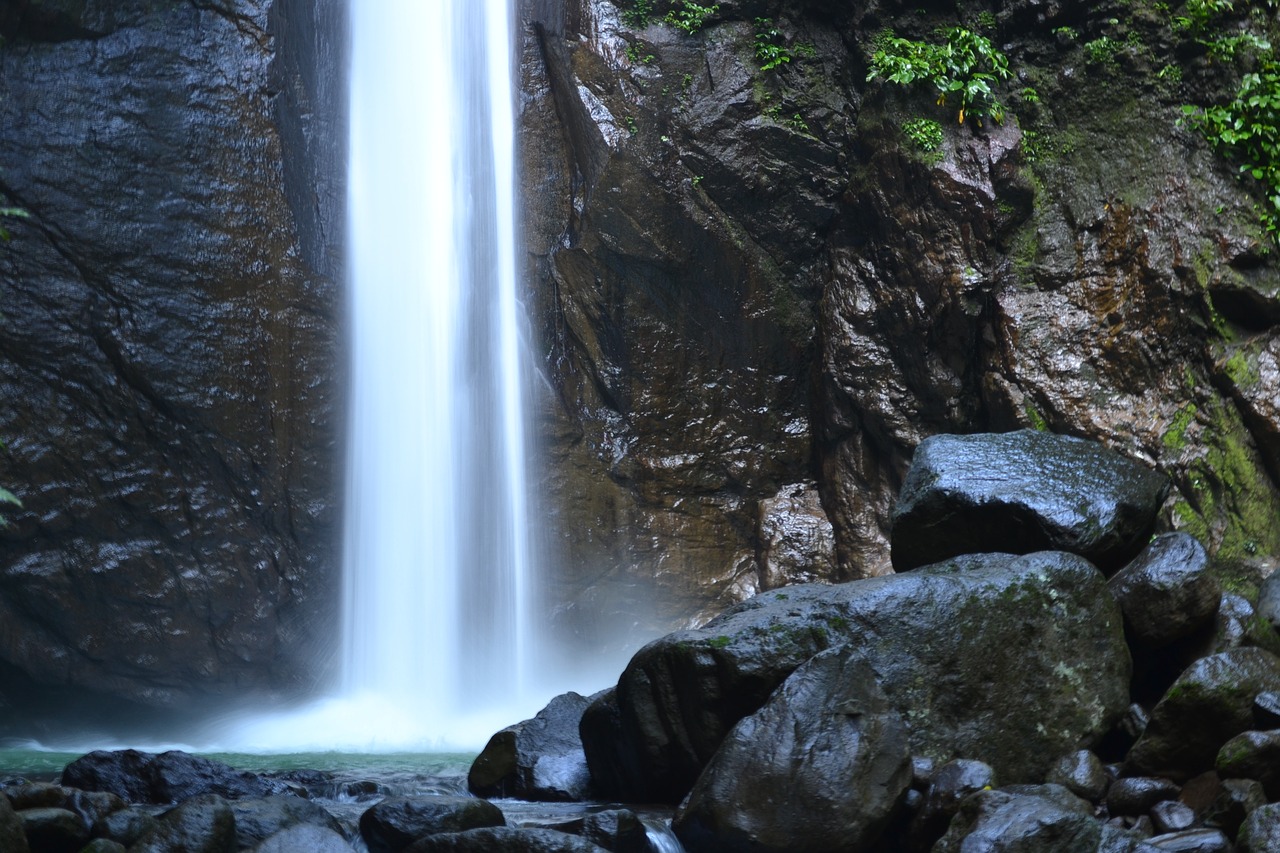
<box><xmin>1215</xmin><ymin>730</ymin><xmax>1280</xmax><ymax>799</ymax></box>
<box><xmin>1106</xmin><ymin>777</ymin><xmax>1181</xmax><ymax>817</ymax></box>
<box><xmin>890</xmin><ymin>431</ymin><xmax>1168</xmax><ymax>572</ymax></box>
<box><xmin>1143</xmin><ymin>828</ymin><xmax>1232</xmax><ymax>851</ymax></box>
<box><xmin>582</xmin><ymin>550</ymin><xmax>1129</xmax><ymax>802</ymax></box>
<box><xmin>61</xmin><ymin>750</ymin><xmax>288</xmax><ymax>804</ymax></box>
<box><xmin>1046</xmin><ymin>750</ymin><xmax>1108</xmax><ymax>803</ymax></box>
<box><xmin>1239</xmin><ymin>803</ymin><xmax>1280</xmax><ymax>852</ymax></box>
<box><xmin>1108</xmin><ymin>534</ymin><xmax>1220</xmax><ymax>648</ymax></box>
<box><xmin>91</xmin><ymin>807</ymin><xmax>161</xmax><ymax>847</ymax></box>
<box><xmin>17</xmin><ymin>807</ymin><xmax>88</xmax><ymax>853</ymax></box>
<box><xmin>359</xmin><ymin>796</ymin><xmax>505</xmax><ymax>853</ymax></box>
<box><xmin>131</xmin><ymin>794</ymin><xmax>236</xmax><ymax>853</ymax></box>
<box><xmin>932</xmin><ymin>784</ymin><xmax>1100</xmax><ymax>852</ymax></box>
<box><xmin>468</xmin><ymin>690</ymin><xmax>600</xmax><ymax>801</ymax></box>
<box><xmin>673</xmin><ymin>651</ymin><xmax>911</xmax><ymax>853</ymax></box>
<box><xmin>230</xmin><ymin>795</ymin><xmax>345</xmax><ymax>850</ymax></box>
<box><xmin>404</xmin><ymin>827</ymin><xmax>609</xmax><ymax>852</ymax></box>
<box><xmin>906</xmin><ymin>759</ymin><xmax>998</xmax><ymax>852</ymax></box>
<box><xmin>1126</xmin><ymin>649</ymin><xmax>1280</xmax><ymax>780</ymax></box>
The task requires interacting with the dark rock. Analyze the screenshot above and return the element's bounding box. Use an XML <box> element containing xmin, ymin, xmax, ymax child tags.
<box><xmin>584</xmin><ymin>550</ymin><xmax>1129</xmax><ymax>802</ymax></box>
<box><xmin>469</xmin><ymin>690</ymin><xmax>599</xmax><ymax>801</ymax></box>
<box><xmin>1217</xmin><ymin>730</ymin><xmax>1280</xmax><ymax>798</ymax></box>
<box><xmin>890</xmin><ymin>431</ymin><xmax>1168</xmax><ymax>572</ymax></box>
<box><xmin>0</xmin><ymin>796</ymin><xmax>27</xmax><ymax>853</ymax></box>
<box><xmin>358</xmin><ymin>796</ymin><xmax>505</xmax><ymax>853</ymax></box>
<box><xmin>404</xmin><ymin>827</ymin><xmax>609</xmax><ymax>852</ymax></box>
<box><xmin>91</xmin><ymin>807</ymin><xmax>160</xmax><ymax>847</ymax></box>
<box><xmin>1098</xmin><ymin>824</ymin><xmax>1154</xmax><ymax>853</ymax></box>
<box><xmin>6</xmin><ymin>782</ymin><xmax>67</xmax><ymax>810</ymax></box>
<box><xmin>64</xmin><ymin>789</ymin><xmax>125</xmax><ymax>828</ymax></box>
<box><xmin>1253</xmin><ymin>691</ymin><xmax>1280</xmax><ymax>728</ymax></box>
<box><xmin>1142</xmin><ymin>828</ymin><xmax>1232</xmax><ymax>852</ymax></box>
<box><xmin>1126</xmin><ymin>649</ymin><xmax>1280</xmax><ymax>779</ymax></box>
<box><xmin>80</xmin><ymin>840</ymin><xmax>127</xmax><ymax>853</ymax></box>
<box><xmin>1203</xmin><ymin>778</ymin><xmax>1265</xmax><ymax>840</ymax></box>
<box><xmin>18</xmin><ymin>806</ymin><xmax>87</xmax><ymax>853</ymax></box>
<box><xmin>672</xmin><ymin>650</ymin><xmax>911</xmax><ymax>853</ymax></box>
<box><xmin>1176</xmin><ymin>772</ymin><xmax>1222</xmax><ymax>819</ymax></box>
<box><xmin>230</xmin><ymin>795</ymin><xmax>345</xmax><ymax>850</ymax></box>
<box><xmin>911</xmin><ymin>756</ymin><xmax>937</xmax><ymax>789</ymax></box>
<box><xmin>131</xmin><ymin>794</ymin><xmax>236</xmax><ymax>853</ymax></box>
<box><xmin>907</xmin><ymin>759</ymin><xmax>998</xmax><ymax>851</ymax></box>
<box><xmin>254</xmin><ymin>824</ymin><xmax>355</xmax><ymax>853</ymax></box>
<box><xmin>1239</xmin><ymin>802</ymin><xmax>1280</xmax><ymax>852</ymax></box>
<box><xmin>581</xmin><ymin>809</ymin><xmax>651</xmax><ymax>853</ymax></box>
<box><xmin>1151</xmin><ymin>801</ymin><xmax>1196</xmax><ymax>834</ymax></box>
<box><xmin>0</xmin><ymin>0</ymin><xmax>344</xmax><ymax>727</ymax></box>
<box><xmin>1046</xmin><ymin>750</ymin><xmax>1108</xmax><ymax>803</ymax></box>
<box><xmin>932</xmin><ymin>784</ymin><xmax>1100</xmax><ymax>852</ymax></box>
<box><xmin>62</xmin><ymin>750</ymin><xmax>288</xmax><ymax>804</ymax></box>
<box><xmin>1107</xmin><ymin>778</ymin><xmax>1182</xmax><ymax>817</ymax></box>
<box><xmin>1108</xmin><ymin>534</ymin><xmax>1220</xmax><ymax>647</ymax></box>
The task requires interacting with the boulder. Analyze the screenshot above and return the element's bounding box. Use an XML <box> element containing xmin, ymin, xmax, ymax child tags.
<box><xmin>62</xmin><ymin>750</ymin><xmax>287</xmax><ymax>804</ymax></box>
<box><xmin>469</xmin><ymin>690</ymin><xmax>600</xmax><ymax>801</ymax></box>
<box><xmin>1150</xmin><ymin>801</ymin><xmax>1196</xmax><ymax>834</ymax></box>
<box><xmin>17</xmin><ymin>806</ymin><xmax>87</xmax><ymax>853</ymax></box>
<box><xmin>359</xmin><ymin>796</ymin><xmax>504</xmax><ymax>853</ymax></box>
<box><xmin>890</xmin><ymin>431</ymin><xmax>1168</xmax><ymax>572</ymax></box>
<box><xmin>80</xmin><ymin>840</ymin><xmax>127</xmax><ymax>853</ymax></box>
<box><xmin>1107</xmin><ymin>777</ymin><xmax>1181</xmax><ymax>817</ymax></box>
<box><xmin>932</xmin><ymin>784</ymin><xmax>1101</xmax><ymax>852</ymax></box>
<box><xmin>91</xmin><ymin>807</ymin><xmax>161</xmax><ymax>847</ymax></box>
<box><xmin>672</xmin><ymin>651</ymin><xmax>911</xmax><ymax>853</ymax></box>
<box><xmin>131</xmin><ymin>794</ymin><xmax>236</xmax><ymax>853</ymax></box>
<box><xmin>1108</xmin><ymin>534</ymin><xmax>1220</xmax><ymax>647</ymax></box>
<box><xmin>230</xmin><ymin>795</ymin><xmax>345</xmax><ymax>849</ymax></box>
<box><xmin>1216</xmin><ymin>729</ymin><xmax>1280</xmax><ymax>798</ymax></box>
<box><xmin>0</xmin><ymin>796</ymin><xmax>27</xmax><ymax>853</ymax></box>
<box><xmin>580</xmin><ymin>810</ymin><xmax>652</xmax><ymax>853</ymax></box>
<box><xmin>1204</xmin><ymin>779</ymin><xmax>1264</xmax><ymax>840</ymax></box>
<box><xmin>1126</xmin><ymin>649</ymin><xmax>1280</xmax><ymax>780</ymax></box>
<box><xmin>1046</xmin><ymin>751</ymin><xmax>1108</xmax><ymax>803</ymax></box>
<box><xmin>254</xmin><ymin>823</ymin><xmax>355</xmax><ymax>853</ymax></box>
<box><xmin>906</xmin><ymin>759</ymin><xmax>998</xmax><ymax>852</ymax></box>
<box><xmin>404</xmin><ymin>827</ymin><xmax>609</xmax><ymax>852</ymax></box>
<box><xmin>1239</xmin><ymin>803</ymin><xmax>1280</xmax><ymax>852</ymax></box>
<box><xmin>583</xmin><ymin>550</ymin><xmax>1129</xmax><ymax>802</ymax></box>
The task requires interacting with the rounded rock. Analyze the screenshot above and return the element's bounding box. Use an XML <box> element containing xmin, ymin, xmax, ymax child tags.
<box><xmin>1047</xmin><ymin>750</ymin><xmax>1108</xmax><ymax>802</ymax></box>
<box><xmin>1107</xmin><ymin>778</ymin><xmax>1180</xmax><ymax>817</ymax></box>
<box><xmin>1108</xmin><ymin>533</ymin><xmax>1219</xmax><ymax>648</ymax></box>
<box><xmin>359</xmin><ymin>796</ymin><xmax>505</xmax><ymax>853</ymax></box>
<box><xmin>1239</xmin><ymin>802</ymin><xmax>1280</xmax><ymax>852</ymax></box>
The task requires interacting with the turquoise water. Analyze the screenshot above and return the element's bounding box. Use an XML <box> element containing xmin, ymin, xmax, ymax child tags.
<box><xmin>0</xmin><ymin>749</ymin><xmax>475</xmax><ymax>786</ymax></box>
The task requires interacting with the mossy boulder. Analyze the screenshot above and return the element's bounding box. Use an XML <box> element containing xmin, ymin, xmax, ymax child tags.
<box><xmin>582</xmin><ymin>550</ymin><xmax>1130</xmax><ymax>802</ymax></box>
<box><xmin>1126</xmin><ymin>648</ymin><xmax>1280</xmax><ymax>780</ymax></box>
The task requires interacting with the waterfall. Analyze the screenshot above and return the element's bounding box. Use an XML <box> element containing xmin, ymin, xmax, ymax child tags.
<box><xmin>339</xmin><ymin>0</ymin><xmax>536</xmax><ymax>744</ymax></box>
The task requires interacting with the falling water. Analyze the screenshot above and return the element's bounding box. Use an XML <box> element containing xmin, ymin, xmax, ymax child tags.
<box><xmin>340</xmin><ymin>0</ymin><xmax>536</xmax><ymax>744</ymax></box>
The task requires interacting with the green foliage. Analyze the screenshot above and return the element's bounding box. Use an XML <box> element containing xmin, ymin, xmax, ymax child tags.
<box><xmin>1183</xmin><ymin>61</ymin><xmax>1280</xmax><ymax>240</ymax></box>
<box><xmin>902</xmin><ymin>116</ymin><xmax>943</xmax><ymax>151</ymax></box>
<box><xmin>665</xmin><ymin>1</ymin><xmax>718</xmax><ymax>34</ymax></box>
<box><xmin>1053</xmin><ymin>26</ymin><xmax>1079</xmax><ymax>41</ymax></box>
<box><xmin>975</xmin><ymin>11</ymin><xmax>997</xmax><ymax>32</ymax></box>
<box><xmin>622</xmin><ymin>0</ymin><xmax>654</xmax><ymax>27</ymax></box>
<box><xmin>867</xmin><ymin>26</ymin><xmax>1012</xmax><ymax>124</ymax></box>
<box><xmin>754</xmin><ymin>18</ymin><xmax>793</xmax><ymax>72</ymax></box>
<box><xmin>0</xmin><ymin>207</ymin><xmax>28</xmax><ymax>242</ymax></box>
<box><xmin>625</xmin><ymin>42</ymin><xmax>655</xmax><ymax>64</ymax></box>
<box><xmin>1084</xmin><ymin>36</ymin><xmax>1124</xmax><ymax>66</ymax></box>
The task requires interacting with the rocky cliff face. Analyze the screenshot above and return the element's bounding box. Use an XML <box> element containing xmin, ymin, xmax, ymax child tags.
<box><xmin>520</xmin><ymin>0</ymin><xmax>1280</xmax><ymax>653</ymax></box>
<box><xmin>0</xmin><ymin>0</ymin><xmax>345</xmax><ymax>728</ymax></box>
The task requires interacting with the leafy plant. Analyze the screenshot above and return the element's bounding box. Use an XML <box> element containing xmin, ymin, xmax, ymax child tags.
<box><xmin>976</xmin><ymin>11</ymin><xmax>997</xmax><ymax>31</ymax></box>
<box><xmin>1183</xmin><ymin>61</ymin><xmax>1280</xmax><ymax>240</ymax></box>
<box><xmin>1084</xmin><ymin>36</ymin><xmax>1124</xmax><ymax>66</ymax></box>
<box><xmin>786</xmin><ymin>112</ymin><xmax>811</xmax><ymax>133</ymax></box>
<box><xmin>622</xmin><ymin>0</ymin><xmax>654</xmax><ymax>28</ymax></box>
<box><xmin>754</xmin><ymin>18</ymin><xmax>792</xmax><ymax>72</ymax></box>
<box><xmin>625</xmin><ymin>43</ymin><xmax>655</xmax><ymax>64</ymax></box>
<box><xmin>866</xmin><ymin>26</ymin><xmax>1012</xmax><ymax>124</ymax></box>
<box><xmin>665</xmin><ymin>1</ymin><xmax>718</xmax><ymax>34</ymax></box>
<box><xmin>902</xmin><ymin>116</ymin><xmax>944</xmax><ymax>151</ymax></box>
<box><xmin>1053</xmin><ymin>26</ymin><xmax>1079</xmax><ymax>41</ymax></box>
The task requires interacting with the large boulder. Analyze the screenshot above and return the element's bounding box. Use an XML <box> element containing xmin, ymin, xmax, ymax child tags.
<box><xmin>468</xmin><ymin>690</ymin><xmax>600</xmax><ymax>801</ymax></box>
<box><xmin>17</xmin><ymin>807</ymin><xmax>88</xmax><ymax>853</ymax></box>
<box><xmin>1126</xmin><ymin>649</ymin><xmax>1280</xmax><ymax>780</ymax></box>
<box><xmin>254</xmin><ymin>824</ymin><xmax>355</xmax><ymax>853</ymax></box>
<box><xmin>582</xmin><ymin>550</ymin><xmax>1130</xmax><ymax>802</ymax></box>
<box><xmin>672</xmin><ymin>651</ymin><xmax>911</xmax><ymax>853</ymax></box>
<box><xmin>358</xmin><ymin>796</ymin><xmax>505</xmax><ymax>853</ymax></box>
<box><xmin>61</xmin><ymin>750</ymin><xmax>288</xmax><ymax>804</ymax></box>
<box><xmin>0</xmin><ymin>796</ymin><xmax>28</xmax><ymax>853</ymax></box>
<box><xmin>891</xmin><ymin>431</ymin><xmax>1168</xmax><ymax>572</ymax></box>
